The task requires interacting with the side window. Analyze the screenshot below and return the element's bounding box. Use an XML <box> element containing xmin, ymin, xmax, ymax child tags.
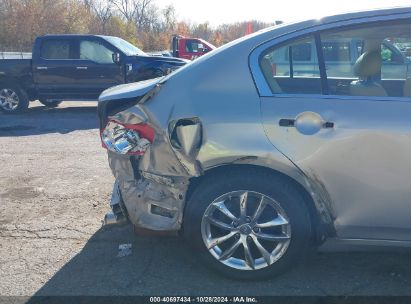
<box><xmin>185</xmin><ymin>40</ymin><xmax>200</xmax><ymax>53</ymax></box>
<box><xmin>381</xmin><ymin>43</ymin><xmax>403</xmax><ymax>64</ymax></box>
<box><xmin>260</xmin><ymin>36</ymin><xmax>322</xmax><ymax>94</ymax></box>
<box><xmin>321</xmin><ymin>40</ymin><xmax>353</xmax><ymax>79</ymax></box>
<box><xmin>80</xmin><ymin>40</ymin><xmax>114</xmax><ymax>64</ymax></box>
<box><xmin>321</xmin><ymin>21</ymin><xmax>411</xmax><ymax>97</ymax></box>
<box><xmin>322</xmin><ymin>41</ymin><xmax>351</xmax><ymax>62</ymax></box>
<box><xmin>284</xmin><ymin>42</ymin><xmax>312</xmax><ymax>61</ymax></box>
<box><xmin>41</xmin><ymin>40</ymin><xmax>72</xmax><ymax>60</ymax></box>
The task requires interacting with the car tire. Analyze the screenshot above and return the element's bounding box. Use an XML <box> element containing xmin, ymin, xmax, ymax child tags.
<box><xmin>0</xmin><ymin>83</ymin><xmax>29</xmax><ymax>113</ymax></box>
<box><xmin>184</xmin><ymin>167</ymin><xmax>311</xmax><ymax>280</ymax></box>
<box><xmin>39</xmin><ymin>99</ymin><xmax>62</xmax><ymax>108</ymax></box>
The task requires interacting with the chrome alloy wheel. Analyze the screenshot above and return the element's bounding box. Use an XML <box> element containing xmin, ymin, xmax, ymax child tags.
<box><xmin>201</xmin><ymin>190</ymin><xmax>291</xmax><ymax>271</ymax></box>
<box><xmin>0</xmin><ymin>88</ymin><xmax>20</xmax><ymax>111</ymax></box>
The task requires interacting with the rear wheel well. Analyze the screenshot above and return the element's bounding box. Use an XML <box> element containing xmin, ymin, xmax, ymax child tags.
<box><xmin>0</xmin><ymin>78</ymin><xmax>36</xmax><ymax>101</ymax></box>
<box><xmin>185</xmin><ymin>164</ymin><xmax>328</xmax><ymax>245</ymax></box>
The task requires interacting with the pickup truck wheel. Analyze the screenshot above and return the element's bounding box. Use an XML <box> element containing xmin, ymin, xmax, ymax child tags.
<box><xmin>0</xmin><ymin>85</ymin><xmax>29</xmax><ymax>113</ymax></box>
<box><xmin>39</xmin><ymin>100</ymin><xmax>62</xmax><ymax>108</ymax></box>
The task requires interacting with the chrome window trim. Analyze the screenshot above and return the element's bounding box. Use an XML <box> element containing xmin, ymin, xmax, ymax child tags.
<box><xmin>249</xmin><ymin>12</ymin><xmax>411</xmax><ymax>98</ymax></box>
<box><xmin>261</xmin><ymin>93</ymin><xmax>411</xmax><ymax>104</ymax></box>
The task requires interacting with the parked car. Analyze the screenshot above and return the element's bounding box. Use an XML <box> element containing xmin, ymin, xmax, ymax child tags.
<box><xmin>98</xmin><ymin>7</ymin><xmax>411</xmax><ymax>280</ymax></box>
<box><xmin>0</xmin><ymin>35</ymin><xmax>188</xmax><ymax>113</ymax></box>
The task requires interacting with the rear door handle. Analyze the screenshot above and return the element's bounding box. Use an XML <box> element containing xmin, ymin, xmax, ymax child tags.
<box><xmin>279</xmin><ymin>112</ymin><xmax>334</xmax><ymax>135</ymax></box>
<box><xmin>36</xmin><ymin>66</ymin><xmax>48</xmax><ymax>70</ymax></box>
<box><xmin>279</xmin><ymin>119</ymin><xmax>295</xmax><ymax>127</ymax></box>
<box><xmin>76</xmin><ymin>67</ymin><xmax>88</xmax><ymax>70</ymax></box>
<box><xmin>279</xmin><ymin>119</ymin><xmax>334</xmax><ymax>129</ymax></box>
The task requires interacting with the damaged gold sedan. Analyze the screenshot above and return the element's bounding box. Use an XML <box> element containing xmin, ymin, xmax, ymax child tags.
<box><xmin>98</xmin><ymin>7</ymin><xmax>411</xmax><ymax>280</ymax></box>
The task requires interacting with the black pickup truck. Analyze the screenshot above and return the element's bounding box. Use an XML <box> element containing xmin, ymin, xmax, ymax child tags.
<box><xmin>0</xmin><ymin>35</ymin><xmax>188</xmax><ymax>113</ymax></box>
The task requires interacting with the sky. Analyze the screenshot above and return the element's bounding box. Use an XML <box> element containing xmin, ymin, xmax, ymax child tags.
<box><xmin>155</xmin><ymin>0</ymin><xmax>411</xmax><ymax>27</ymax></box>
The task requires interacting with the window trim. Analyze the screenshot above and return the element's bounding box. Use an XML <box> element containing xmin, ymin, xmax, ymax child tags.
<box><xmin>249</xmin><ymin>12</ymin><xmax>411</xmax><ymax>98</ymax></box>
<box><xmin>315</xmin><ymin>33</ymin><xmax>329</xmax><ymax>95</ymax></box>
<box><xmin>263</xmin><ymin>93</ymin><xmax>411</xmax><ymax>103</ymax></box>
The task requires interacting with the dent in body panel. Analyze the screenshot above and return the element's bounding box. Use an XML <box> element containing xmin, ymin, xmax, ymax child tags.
<box><xmin>109</xmin><ymin>151</ymin><xmax>189</xmax><ymax>230</ymax></box>
<box><xmin>108</xmin><ymin>98</ymin><xmax>335</xmax><ymax>232</ymax></box>
<box><xmin>104</xmin><ymin>35</ymin><xmax>337</xmax><ymax>233</ymax></box>
<box><xmin>107</xmin><ymin>90</ymin><xmax>204</xmax><ymax>231</ymax></box>
<box><xmin>301</xmin><ymin>132</ymin><xmax>411</xmax><ymax>240</ymax></box>
<box><xmin>264</xmin><ymin>105</ymin><xmax>411</xmax><ymax>240</ymax></box>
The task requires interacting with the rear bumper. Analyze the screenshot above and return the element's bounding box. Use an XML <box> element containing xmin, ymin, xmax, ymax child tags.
<box><xmin>108</xmin><ymin>151</ymin><xmax>190</xmax><ymax>232</ymax></box>
<box><xmin>105</xmin><ymin>180</ymin><xmax>129</xmax><ymax>225</ymax></box>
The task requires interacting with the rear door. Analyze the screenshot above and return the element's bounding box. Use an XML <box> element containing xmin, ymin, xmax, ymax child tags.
<box><xmin>252</xmin><ymin>16</ymin><xmax>411</xmax><ymax>241</ymax></box>
<box><xmin>33</xmin><ymin>38</ymin><xmax>78</xmax><ymax>99</ymax></box>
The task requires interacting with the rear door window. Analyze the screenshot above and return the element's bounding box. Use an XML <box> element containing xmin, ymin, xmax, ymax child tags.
<box><xmin>260</xmin><ymin>36</ymin><xmax>322</xmax><ymax>94</ymax></box>
<box><xmin>322</xmin><ymin>41</ymin><xmax>351</xmax><ymax>62</ymax></box>
<box><xmin>321</xmin><ymin>21</ymin><xmax>411</xmax><ymax>97</ymax></box>
<box><xmin>41</xmin><ymin>40</ymin><xmax>73</xmax><ymax>60</ymax></box>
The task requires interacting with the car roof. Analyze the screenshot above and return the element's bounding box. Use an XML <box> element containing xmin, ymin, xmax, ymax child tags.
<box><xmin>196</xmin><ymin>7</ymin><xmax>411</xmax><ymax>62</ymax></box>
<box><xmin>249</xmin><ymin>6</ymin><xmax>411</xmax><ymax>44</ymax></box>
<box><xmin>163</xmin><ymin>6</ymin><xmax>411</xmax><ymax>84</ymax></box>
<box><xmin>37</xmin><ymin>34</ymin><xmax>118</xmax><ymax>39</ymax></box>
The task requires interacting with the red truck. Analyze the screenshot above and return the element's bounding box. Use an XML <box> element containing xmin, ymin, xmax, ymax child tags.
<box><xmin>172</xmin><ymin>35</ymin><xmax>216</xmax><ymax>60</ymax></box>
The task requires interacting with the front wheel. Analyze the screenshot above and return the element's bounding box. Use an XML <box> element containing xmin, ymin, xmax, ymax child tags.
<box><xmin>0</xmin><ymin>84</ymin><xmax>29</xmax><ymax>113</ymax></box>
<box><xmin>39</xmin><ymin>99</ymin><xmax>62</xmax><ymax>108</ymax></box>
<box><xmin>184</xmin><ymin>168</ymin><xmax>312</xmax><ymax>280</ymax></box>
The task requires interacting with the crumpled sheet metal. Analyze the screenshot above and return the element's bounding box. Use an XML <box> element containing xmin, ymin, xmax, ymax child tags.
<box><xmin>108</xmin><ymin>102</ymin><xmax>203</xmax><ymax>231</ymax></box>
<box><xmin>111</xmin><ymin>101</ymin><xmax>202</xmax><ymax>178</ymax></box>
<box><xmin>109</xmin><ymin>151</ymin><xmax>190</xmax><ymax>231</ymax></box>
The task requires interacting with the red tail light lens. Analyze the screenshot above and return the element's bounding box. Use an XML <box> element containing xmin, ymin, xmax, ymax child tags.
<box><xmin>101</xmin><ymin>120</ymin><xmax>155</xmax><ymax>155</ymax></box>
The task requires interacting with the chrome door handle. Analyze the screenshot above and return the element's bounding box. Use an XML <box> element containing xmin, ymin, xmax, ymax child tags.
<box><xmin>279</xmin><ymin>112</ymin><xmax>334</xmax><ymax>135</ymax></box>
<box><xmin>36</xmin><ymin>66</ymin><xmax>48</xmax><ymax>70</ymax></box>
<box><xmin>76</xmin><ymin>67</ymin><xmax>88</xmax><ymax>70</ymax></box>
<box><xmin>279</xmin><ymin>119</ymin><xmax>295</xmax><ymax>127</ymax></box>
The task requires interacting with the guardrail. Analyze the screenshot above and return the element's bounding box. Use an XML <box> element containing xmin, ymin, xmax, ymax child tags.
<box><xmin>0</xmin><ymin>52</ymin><xmax>32</xmax><ymax>59</ymax></box>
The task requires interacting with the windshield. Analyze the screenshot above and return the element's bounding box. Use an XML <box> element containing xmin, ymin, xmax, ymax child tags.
<box><xmin>103</xmin><ymin>36</ymin><xmax>146</xmax><ymax>56</ymax></box>
<box><xmin>200</xmin><ymin>39</ymin><xmax>216</xmax><ymax>50</ymax></box>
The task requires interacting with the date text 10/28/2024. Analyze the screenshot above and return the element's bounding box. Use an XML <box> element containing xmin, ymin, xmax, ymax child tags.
<box><xmin>149</xmin><ymin>297</ymin><xmax>258</xmax><ymax>303</ymax></box>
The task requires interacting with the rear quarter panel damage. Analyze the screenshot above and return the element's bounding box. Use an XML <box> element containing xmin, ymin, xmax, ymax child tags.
<box><xmin>104</xmin><ymin>36</ymin><xmax>336</xmax><ymax>233</ymax></box>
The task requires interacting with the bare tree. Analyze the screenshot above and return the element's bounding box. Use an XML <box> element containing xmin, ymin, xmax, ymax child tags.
<box><xmin>162</xmin><ymin>4</ymin><xmax>176</xmax><ymax>31</ymax></box>
<box><xmin>85</xmin><ymin>0</ymin><xmax>113</xmax><ymax>32</ymax></box>
<box><xmin>108</xmin><ymin>0</ymin><xmax>154</xmax><ymax>31</ymax></box>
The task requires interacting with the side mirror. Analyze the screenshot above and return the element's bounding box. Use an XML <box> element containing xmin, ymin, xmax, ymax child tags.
<box><xmin>112</xmin><ymin>52</ymin><xmax>121</xmax><ymax>64</ymax></box>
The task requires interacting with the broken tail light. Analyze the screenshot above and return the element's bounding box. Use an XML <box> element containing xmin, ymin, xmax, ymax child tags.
<box><xmin>101</xmin><ymin>120</ymin><xmax>155</xmax><ymax>155</ymax></box>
